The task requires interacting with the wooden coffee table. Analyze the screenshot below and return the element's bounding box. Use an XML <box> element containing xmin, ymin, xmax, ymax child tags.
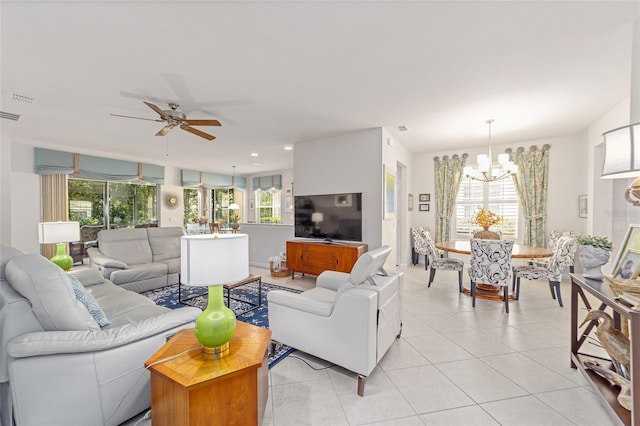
<box><xmin>179</xmin><ymin>274</ymin><xmax>262</xmax><ymax>315</ymax></box>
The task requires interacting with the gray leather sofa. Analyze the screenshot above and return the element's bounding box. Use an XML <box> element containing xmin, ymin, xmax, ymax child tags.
<box><xmin>88</xmin><ymin>227</ymin><xmax>184</xmax><ymax>293</ymax></box>
<box><xmin>0</xmin><ymin>244</ymin><xmax>200</xmax><ymax>426</ymax></box>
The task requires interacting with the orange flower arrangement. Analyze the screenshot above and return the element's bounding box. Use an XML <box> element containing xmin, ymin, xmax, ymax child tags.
<box><xmin>471</xmin><ymin>207</ymin><xmax>503</xmax><ymax>229</ymax></box>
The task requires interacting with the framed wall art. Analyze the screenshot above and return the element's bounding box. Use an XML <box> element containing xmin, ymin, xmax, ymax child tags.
<box><xmin>578</xmin><ymin>194</ymin><xmax>588</xmax><ymax>218</ymax></box>
<box><xmin>419</xmin><ymin>203</ymin><xmax>430</xmax><ymax>212</ymax></box>
<box><xmin>383</xmin><ymin>165</ymin><xmax>396</xmax><ymax>220</ymax></box>
<box><xmin>419</xmin><ymin>193</ymin><xmax>430</xmax><ymax>202</ymax></box>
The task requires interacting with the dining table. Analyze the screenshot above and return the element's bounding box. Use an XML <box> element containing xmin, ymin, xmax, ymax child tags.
<box><xmin>435</xmin><ymin>240</ymin><xmax>553</xmax><ymax>301</ymax></box>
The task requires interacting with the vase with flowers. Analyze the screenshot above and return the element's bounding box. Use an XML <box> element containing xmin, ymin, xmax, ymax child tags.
<box><xmin>471</xmin><ymin>207</ymin><xmax>503</xmax><ymax>239</ymax></box>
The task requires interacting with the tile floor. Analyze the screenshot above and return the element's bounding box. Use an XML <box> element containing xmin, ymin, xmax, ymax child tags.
<box><xmin>260</xmin><ymin>263</ymin><xmax>617</xmax><ymax>426</ymax></box>
<box><xmin>124</xmin><ymin>262</ymin><xmax>619</xmax><ymax>426</ymax></box>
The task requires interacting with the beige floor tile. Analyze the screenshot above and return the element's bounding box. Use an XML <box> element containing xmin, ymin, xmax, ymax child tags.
<box><xmin>387</xmin><ymin>365</ymin><xmax>475</xmax><ymax>414</ymax></box>
<box><xmin>271</xmin><ymin>377</ymin><xmax>349</xmax><ymax>425</ymax></box>
<box><xmin>481</xmin><ymin>395</ymin><xmax>576</xmax><ymax>425</ymax></box>
<box><xmin>435</xmin><ymin>358</ymin><xmax>528</xmax><ymax>403</ymax></box>
<box><xmin>419</xmin><ymin>405</ymin><xmax>500</xmax><ymax>425</ymax></box>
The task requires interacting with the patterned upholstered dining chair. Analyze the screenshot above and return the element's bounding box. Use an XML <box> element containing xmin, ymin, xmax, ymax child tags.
<box><xmin>528</xmin><ymin>230</ymin><xmax>580</xmax><ymax>273</ymax></box>
<box><xmin>468</xmin><ymin>239</ymin><xmax>515</xmax><ymax>312</ymax></box>
<box><xmin>410</xmin><ymin>226</ymin><xmax>429</xmax><ymax>268</ymax></box>
<box><xmin>512</xmin><ymin>236</ymin><xmax>576</xmax><ymax>308</ymax></box>
<box><xmin>424</xmin><ymin>230</ymin><xmax>464</xmax><ymax>291</ymax></box>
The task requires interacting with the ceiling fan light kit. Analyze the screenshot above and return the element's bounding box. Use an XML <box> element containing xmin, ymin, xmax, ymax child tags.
<box><xmin>111</xmin><ymin>101</ymin><xmax>221</xmax><ymax>141</ymax></box>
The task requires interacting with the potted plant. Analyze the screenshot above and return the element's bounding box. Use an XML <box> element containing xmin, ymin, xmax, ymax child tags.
<box><xmin>229</xmin><ymin>213</ymin><xmax>240</xmax><ymax>231</ymax></box>
<box><xmin>471</xmin><ymin>207</ymin><xmax>503</xmax><ymax>239</ymax></box>
<box><xmin>577</xmin><ymin>235</ymin><xmax>613</xmax><ymax>281</ymax></box>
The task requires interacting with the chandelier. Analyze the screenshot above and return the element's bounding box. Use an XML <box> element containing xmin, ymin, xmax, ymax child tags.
<box><xmin>463</xmin><ymin>119</ymin><xmax>518</xmax><ymax>183</ymax></box>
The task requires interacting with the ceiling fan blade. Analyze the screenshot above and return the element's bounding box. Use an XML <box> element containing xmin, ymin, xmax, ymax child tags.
<box><xmin>182</xmin><ymin>119</ymin><xmax>222</xmax><ymax>127</ymax></box>
<box><xmin>180</xmin><ymin>124</ymin><xmax>216</xmax><ymax>141</ymax></box>
<box><xmin>110</xmin><ymin>114</ymin><xmax>164</xmax><ymax>122</ymax></box>
<box><xmin>155</xmin><ymin>125</ymin><xmax>173</xmax><ymax>136</ymax></box>
<box><xmin>144</xmin><ymin>101</ymin><xmax>169</xmax><ymax>120</ymax></box>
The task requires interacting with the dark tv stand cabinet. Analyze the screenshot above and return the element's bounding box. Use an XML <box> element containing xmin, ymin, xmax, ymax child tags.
<box><xmin>286</xmin><ymin>240</ymin><xmax>368</xmax><ymax>279</ymax></box>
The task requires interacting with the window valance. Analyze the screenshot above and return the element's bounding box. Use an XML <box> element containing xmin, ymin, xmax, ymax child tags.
<box><xmin>252</xmin><ymin>175</ymin><xmax>282</xmax><ymax>191</ymax></box>
<box><xmin>34</xmin><ymin>148</ymin><xmax>165</xmax><ymax>184</ymax></box>
<box><xmin>180</xmin><ymin>169</ymin><xmax>247</xmax><ymax>189</ymax></box>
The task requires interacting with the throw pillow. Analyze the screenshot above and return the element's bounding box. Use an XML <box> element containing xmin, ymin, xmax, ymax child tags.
<box><xmin>68</xmin><ymin>274</ymin><xmax>110</xmax><ymax>328</ymax></box>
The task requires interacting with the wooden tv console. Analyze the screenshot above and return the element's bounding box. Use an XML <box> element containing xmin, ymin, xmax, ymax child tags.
<box><xmin>286</xmin><ymin>240</ymin><xmax>368</xmax><ymax>279</ymax></box>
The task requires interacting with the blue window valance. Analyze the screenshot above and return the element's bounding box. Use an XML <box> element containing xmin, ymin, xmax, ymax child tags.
<box><xmin>252</xmin><ymin>175</ymin><xmax>282</xmax><ymax>191</ymax></box>
<box><xmin>180</xmin><ymin>169</ymin><xmax>247</xmax><ymax>190</ymax></box>
<box><xmin>34</xmin><ymin>148</ymin><xmax>165</xmax><ymax>184</ymax></box>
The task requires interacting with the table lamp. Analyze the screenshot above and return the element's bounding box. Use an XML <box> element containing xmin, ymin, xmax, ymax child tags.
<box><xmin>38</xmin><ymin>221</ymin><xmax>80</xmax><ymax>271</ymax></box>
<box><xmin>181</xmin><ymin>233</ymin><xmax>249</xmax><ymax>355</ymax></box>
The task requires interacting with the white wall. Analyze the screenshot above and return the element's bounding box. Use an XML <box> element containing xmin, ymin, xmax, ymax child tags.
<box><xmin>381</xmin><ymin>128</ymin><xmax>413</xmax><ymax>266</ymax></box>
<box><xmin>240</xmin><ymin>223</ymin><xmax>294</xmax><ymax>267</ymax></box>
<box><xmin>294</xmin><ymin>128</ymin><xmax>383</xmax><ymax>248</ymax></box>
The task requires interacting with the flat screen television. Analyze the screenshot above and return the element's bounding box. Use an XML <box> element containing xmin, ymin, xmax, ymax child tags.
<box><xmin>294</xmin><ymin>193</ymin><xmax>362</xmax><ymax>242</ymax></box>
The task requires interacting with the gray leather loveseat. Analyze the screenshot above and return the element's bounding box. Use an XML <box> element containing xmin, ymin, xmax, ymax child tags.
<box><xmin>88</xmin><ymin>227</ymin><xmax>184</xmax><ymax>293</ymax></box>
<box><xmin>0</xmin><ymin>244</ymin><xmax>200</xmax><ymax>426</ymax></box>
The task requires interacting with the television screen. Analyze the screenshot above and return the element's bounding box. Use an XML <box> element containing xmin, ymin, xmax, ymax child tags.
<box><xmin>294</xmin><ymin>193</ymin><xmax>362</xmax><ymax>242</ymax></box>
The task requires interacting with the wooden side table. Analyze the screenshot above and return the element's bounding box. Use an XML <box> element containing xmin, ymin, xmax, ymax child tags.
<box><xmin>145</xmin><ymin>322</ymin><xmax>271</xmax><ymax>426</ymax></box>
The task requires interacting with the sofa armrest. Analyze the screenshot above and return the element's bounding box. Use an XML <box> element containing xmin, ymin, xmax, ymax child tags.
<box><xmin>267</xmin><ymin>290</ymin><xmax>334</xmax><ymax>317</ymax></box>
<box><xmin>316</xmin><ymin>270</ymin><xmax>349</xmax><ymax>291</ymax></box>
<box><xmin>7</xmin><ymin>307</ymin><xmax>200</xmax><ymax>357</ymax></box>
<box><xmin>87</xmin><ymin>247</ymin><xmax>129</xmax><ymax>269</ymax></box>
<box><xmin>68</xmin><ymin>268</ymin><xmax>105</xmax><ymax>287</ymax></box>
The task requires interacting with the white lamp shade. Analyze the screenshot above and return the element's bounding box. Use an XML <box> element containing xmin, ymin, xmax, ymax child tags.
<box><xmin>229</xmin><ymin>203</ymin><xmax>240</xmax><ymax>210</ymax></box>
<box><xmin>38</xmin><ymin>221</ymin><xmax>80</xmax><ymax>244</ymax></box>
<box><xmin>477</xmin><ymin>154</ymin><xmax>489</xmax><ymax>164</ymax></box>
<box><xmin>498</xmin><ymin>153</ymin><xmax>509</xmax><ymax>165</ymax></box>
<box><xmin>311</xmin><ymin>212</ymin><xmax>324</xmax><ymax>222</ymax></box>
<box><xmin>601</xmin><ymin>123</ymin><xmax>640</xmax><ymax>179</ymax></box>
<box><xmin>181</xmin><ymin>234</ymin><xmax>249</xmax><ymax>286</ymax></box>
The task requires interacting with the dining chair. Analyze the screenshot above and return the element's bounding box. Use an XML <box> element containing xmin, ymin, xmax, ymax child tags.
<box><xmin>468</xmin><ymin>239</ymin><xmax>515</xmax><ymax>312</ymax></box>
<box><xmin>424</xmin><ymin>230</ymin><xmax>464</xmax><ymax>291</ymax></box>
<box><xmin>527</xmin><ymin>230</ymin><xmax>580</xmax><ymax>273</ymax></box>
<box><xmin>512</xmin><ymin>236</ymin><xmax>576</xmax><ymax>307</ymax></box>
<box><xmin>411</xmin><ymin>226</ymin><xmax>429</xmax><ymax>268</ymax></box>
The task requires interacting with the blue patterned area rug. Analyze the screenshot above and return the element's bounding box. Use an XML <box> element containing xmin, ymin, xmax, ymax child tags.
<box><xmin>142</xmin><ymin>281</ymin><xmax>301</xmax><ymax>368</ymax></box>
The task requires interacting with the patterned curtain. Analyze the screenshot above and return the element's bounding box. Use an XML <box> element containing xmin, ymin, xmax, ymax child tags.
<box><xmin>509</xmin><ymin>145</ymin><xmax>550</xmax><ymax>247</ymax></box>
<box><xmin>40</xmin><ymin>174</ymin><xmax>69</xmax><ymax>258</ymax></box>
<box><xmin>434</xmin><ymin>153</ymin><xmax>468</xmax><ymax>242</ymax></box>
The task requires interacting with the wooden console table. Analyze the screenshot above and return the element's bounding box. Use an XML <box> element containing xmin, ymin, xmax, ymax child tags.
<box><xmin>286</xmin><ymin>240</ymin><xmax>368</xmax><ymax>279</ymax></box>
<box><xmin>570</xmin><ymin>273</ymin><xmax>639</xmax><ymax>425</ymax></box>
<box><xmin>145</xmin><ymin>322</ymin><xmax>271</xmax><ymax>426</ymax></box>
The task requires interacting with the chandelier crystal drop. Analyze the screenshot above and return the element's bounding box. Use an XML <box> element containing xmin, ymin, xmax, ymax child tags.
<box><xmin>463</xmin><ymin>119</ymin><xmax>518</xmax><ymax>183</ymax></box>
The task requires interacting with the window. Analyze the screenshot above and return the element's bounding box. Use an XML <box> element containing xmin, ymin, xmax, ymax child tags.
<box><xmin>455</xmin><ymin>177</ymin><xmax>519</xmax><ymax>238</ymax></box>
<box><xmin>183</xmin><ymin>188</ymin><xmax>200</xmax><ymax>226</ymax></box>
<box><xmin>255</xmin><ymin>189</ymin><xmax>281</xmax><ymax>223</ymax></box>
<box><xmin>211</xmin><ymin>188</ymin><xmax>235</xmax><ymax>223</ymax></box>
<box><xmin>68</xmin><ymin>178</ymin><xmax>157</xmax><ymax>228</ymax></box>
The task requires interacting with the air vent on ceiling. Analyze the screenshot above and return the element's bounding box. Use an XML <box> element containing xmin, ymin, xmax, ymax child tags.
<box><xmin>0</xmin><ymin>111</ymin><xmax>20</xmax><ymax>121</ymax></box>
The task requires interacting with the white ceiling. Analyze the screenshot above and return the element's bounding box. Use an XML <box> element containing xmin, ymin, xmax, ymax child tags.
<box><xmin>1</xmin><ymin>1</ymin><xmax>638</xmax><ymax>176</ymax></box>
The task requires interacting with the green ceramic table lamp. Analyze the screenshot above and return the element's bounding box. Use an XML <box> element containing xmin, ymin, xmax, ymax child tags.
<box><xmin>180</xmin><ymin>233</ymin><xmax>249</xmax><ymax>355</ymax></box>
<box><xmin>38</xmin><ymin>221</ymin><xmax>80</xmax><ymax>271</ymax></box>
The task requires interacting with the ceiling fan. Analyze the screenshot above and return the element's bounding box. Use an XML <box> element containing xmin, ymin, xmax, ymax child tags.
<box><xmin>111</xmin><ymin>101</ymin><xmax>221</xmax><ymax>141</ymax></box>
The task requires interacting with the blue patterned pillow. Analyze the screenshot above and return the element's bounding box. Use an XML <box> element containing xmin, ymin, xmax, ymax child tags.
<box><xmin>68</xmin><ymin>274</ymin><xmax>110</xmax><ymax>328</ymax></box>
